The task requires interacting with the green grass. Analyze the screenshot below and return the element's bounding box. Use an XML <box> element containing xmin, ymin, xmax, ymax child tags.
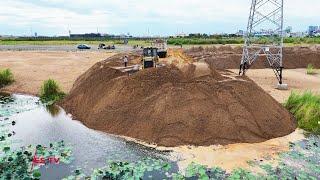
<box><xmin>40</xmin><ymin>79</ymin><xmax>65</xmax><ymax>104</ymax></box>
<box><xmin>167</xmin><ymin>37</ymin><xmax>244</xmax><ymax>45</ymax></box>
<box><xmin>0</xmin><ymin>39</ymin><xmax>152</xmax><ymax>46</ymax></box>
<box><xmin>0</xmin><ymin>40</ymin><xmax>117</xmax><ymax>46</ymax></box>
<box><xmin>0</xmin><ymin>69</ymin><xmax>14</xmax><ymax>88</ymax></box>
<box><xmin>285</xmin><ymin>91</ymin><xmax>320</xmax><ymax>134</ymax></box>
<box><xmin>307</xmin><ymin>64</ymin><xmax>318</xmax><ymax>75</ymax></box>
<box><xmin>1</xmin><ymin>37</ymin><xmax>320</xmax><ymax>46</ymax></box>
<box><xmin>168</xmin><ymin>37</ymin><xmax>320</xmax><ymax>45</ymax></box>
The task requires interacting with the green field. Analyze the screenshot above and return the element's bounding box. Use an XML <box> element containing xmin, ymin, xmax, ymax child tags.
<box><xmin>168</xmin><ymin>37</ymin><xmax>320</xmax><ymax>45</ymax></box>
<box><xmin>0</xmin><ymin>39</ymin><xmax>153</xmax><ymax>46</ymax></box>
<box><xmin>1</xmin><ymin>37</ymin><xmax>320</xmax><ymax>46</ymax></box>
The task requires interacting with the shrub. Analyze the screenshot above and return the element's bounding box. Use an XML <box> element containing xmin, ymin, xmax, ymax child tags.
<box><xmin>40</xmin><ymin>79</ymin><xmax>65</xmax><ymax>104</ymax></box>
<box><xmin>0</xmin><ymin>69</ymin><xmax>14</xmax><ymax>88</ymax></box>
<box><xmin>284</xmin><ymin>91</ymin><xmax>320</xmax><ymax>134</ymax></box>
<box><xmin>307</xmin><ymin>64</ymin><xmax>317</xmax><ymax>75</ymax></box>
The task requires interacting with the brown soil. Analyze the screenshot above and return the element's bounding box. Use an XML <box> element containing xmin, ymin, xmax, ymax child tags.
<box><xmin>61</xmin><ymin>54</ymin><xmax>296</xmax><ymax>147</ymax></box>
<box><xmin>0</xmin><ymin>51</ymin><xmax>115</xmax><ymax>95</ymax></box>
<box><xmin>185</xmin><ymin>45</ymin><xmax>320</xmax><ymax>69</ymax></box>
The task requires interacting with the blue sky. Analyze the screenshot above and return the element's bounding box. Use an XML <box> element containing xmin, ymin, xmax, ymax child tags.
<box><xmin>0</xmin><ymin>0</ymin><xmax>319</xmax><ymax>36</ymax></box>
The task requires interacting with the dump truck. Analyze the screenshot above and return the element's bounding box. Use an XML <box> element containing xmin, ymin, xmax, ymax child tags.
<box><xmin>152</xmin><ymin>39</ymin><xmax>167</xmax><ymax>58</ymax></box>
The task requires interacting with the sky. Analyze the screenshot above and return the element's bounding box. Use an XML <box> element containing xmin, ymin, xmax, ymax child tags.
<box><xmin>0</xmin><ymin>0</ymin><xmax>319</xmax><ymax>36</ymax></box>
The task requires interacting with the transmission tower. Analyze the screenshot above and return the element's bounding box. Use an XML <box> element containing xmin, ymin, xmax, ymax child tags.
<box><xmin>239</xmin><ymin>0</ymin><xmax>285</xmax><ymax>86</ymax></box>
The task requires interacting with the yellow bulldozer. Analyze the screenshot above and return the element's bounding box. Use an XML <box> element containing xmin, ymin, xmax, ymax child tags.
<box><xmin>141</xmin><ymin>47</ymin><xmax>159</xmax><ymax>69</ymax></box>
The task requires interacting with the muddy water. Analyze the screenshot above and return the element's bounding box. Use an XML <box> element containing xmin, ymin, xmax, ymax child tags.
<box><xmin>0</xmin><ymin>93</ymin><xmax>175</xmax><ymax>179</ymax></box>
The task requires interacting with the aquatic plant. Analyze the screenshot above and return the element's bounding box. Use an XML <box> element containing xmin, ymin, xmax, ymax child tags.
<box><xmin>64</xmin><ymin>158</ymin><xmax>172</xmax><ymax>180</ymax></box>
<box><xmin>307</xmin><ymin>64</ymin><xmax>317</xmax><ymax>75</ymax></box>
<box><xmin>0</xmin><ymin>95</ymin><xmax>72</xmax><ymax>179</ymax></box>
<box><xmin>257</xmin><ymin>136</ymin><xmax>320</xmax><ymax>179</ymax></box>
<box><xmin>0</xmin><ymin>69</ymin><xmax>14</xmax><ymax>88</ymax></box>
<box><xmin>0</xmin><ymin>141</ymin><xmax>72</xmax><ymax>179</ymax></box>
<box><xmin>63</xmin><ymin>135</ymin><xmax>320</xmax><ymax>180</ymax></box>
<box><xmin>285</xmin><ymin>91</ymin><xmax>320</xmax><ymax>134</ymax></box>
<box><xmin>40</xmin><ymin>79</ymin><xmax>65</xmax><ymax>104</ymax></box>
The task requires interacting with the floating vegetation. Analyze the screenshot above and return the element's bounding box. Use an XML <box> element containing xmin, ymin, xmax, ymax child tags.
<box><xmin>0</xmin><ymin>94</ymin><xmax>73</xmax><ymax>179</ymax></box>
<box><xmin>0</xmin><ymin>94</ymin><xmax>41</xmax><ymax>117</ymax></box>
<box><xmin>64</xmin><ymin>158</ymin><xmax>172</xmax><ymax>180</ymax></box>
<box><xmin>62</xmin><ymin>135</ymin><xmax>320</xmax><ymax>180</ymax></box>
<box><xmin>0</xmin><ymin>140</ymin><xmax>73</xmax><ymax>179</ymax></box>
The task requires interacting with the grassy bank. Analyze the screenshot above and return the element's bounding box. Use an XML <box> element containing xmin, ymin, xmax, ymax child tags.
<box><xmin>285</xmin><ymin>91</ymin><xmax>320</xmax><ymax>134</ymax></box>
<box><xmin>40</xmin><ymin>79</ymin><xmax>65</xmax><ymax>104</ymax></box>
<box><xmin>0</xmin><ymin>69</ymin><xmax>14</xmax><ymax>88</ymax></box>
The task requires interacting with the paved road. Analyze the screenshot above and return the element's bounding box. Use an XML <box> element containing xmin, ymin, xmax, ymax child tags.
<box><xmin>0</xmin><ymin>44</ymin><xmax>135</xmax><ymax>52</ymax></box>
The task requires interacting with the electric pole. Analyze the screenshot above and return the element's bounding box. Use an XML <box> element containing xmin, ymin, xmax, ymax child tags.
<box><xmin>239</xmin><ymin>0</ymin><xmax>286</xmax><ymax>88</ymax></box>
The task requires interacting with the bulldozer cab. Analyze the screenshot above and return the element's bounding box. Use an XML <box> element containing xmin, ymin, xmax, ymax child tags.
<box><xmin>142</xmin><ymin>47</ymin><xmax>158</xmax><ymax>69</ymax></box>
<box><xmin>143</xmin><ymin>47</ymin><xmax>158</xmax><ymax>57</ymax></box>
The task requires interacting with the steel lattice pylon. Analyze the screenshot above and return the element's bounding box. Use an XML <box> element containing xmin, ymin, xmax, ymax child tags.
<box><xmin>239</xmin><ymin>0</ymin><xmax>284</xmax><ymax>84</ymax></box>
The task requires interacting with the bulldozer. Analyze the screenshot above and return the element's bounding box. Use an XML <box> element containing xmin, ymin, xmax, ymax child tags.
<box><xmin>141</xmin><ymin>47</ymin><xmax>159</xmax><ymax>69</ymax></box>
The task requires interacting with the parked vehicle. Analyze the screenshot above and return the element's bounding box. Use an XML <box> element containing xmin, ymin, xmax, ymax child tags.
<box><xmin>98</xmin><ymin>43</ymin><xmax>106</xmax><ymax>49</ymax></box>
<box><xmin>98</xmin><ymin>44</ymin><xmax>115</xmax><ymax>50</ymax></box>
<box><xmin>77</xmin><ymin>44</ymin><xmax>91</xmax><ymax>49</ymax></box>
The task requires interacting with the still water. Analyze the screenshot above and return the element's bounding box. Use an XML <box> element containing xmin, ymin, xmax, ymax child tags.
<box><xmin>0</xmin><ymin>93</ymin><xmax>175</xmax><ymax>179</ymax></box>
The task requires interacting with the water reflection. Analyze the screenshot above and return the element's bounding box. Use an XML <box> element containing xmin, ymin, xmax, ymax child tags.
<box><xmin>45</xmin><ymin>104</ymin><xmax>61</xmax><ymax>117</ymax></box>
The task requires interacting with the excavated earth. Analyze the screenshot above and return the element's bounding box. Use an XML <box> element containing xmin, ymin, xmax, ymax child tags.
<box><xmin>61</xmin><ymin>53</ymin><xmax>297</xmax><ymax>147</ymax></box>
<box><xmin>185</xmin><ymin>45</ymin><xmax>320</xmax><ymax>69</ymax></box>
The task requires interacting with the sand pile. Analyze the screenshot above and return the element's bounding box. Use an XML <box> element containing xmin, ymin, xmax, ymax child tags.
<box><xmin>61</xmin><ymin>55</ymin><xmax>296</xmax><ymax>147</ymax></box>
<box><xmin>185</xmin><ymin>46</ymin><xmax>320</xmax><ymax>69</ymax></box>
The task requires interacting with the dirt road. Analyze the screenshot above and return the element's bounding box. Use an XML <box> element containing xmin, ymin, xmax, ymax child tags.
<box><xmin>0</xmin><ymin>51</ymin><xmax>115</xmax><ymax>95</ymax></box>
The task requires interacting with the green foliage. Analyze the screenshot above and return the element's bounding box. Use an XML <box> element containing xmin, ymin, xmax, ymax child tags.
<box><xmin>167</xmin><ymin>36</ymin><xmax>320</xmax><ymax>45</ymax></box>
<box><xmin>285</xmin><ymin>91</ymin><xmax>320</xmax><ymax>134</ymax></box>
<box><xmin>307</xmin><ymin>64</ymin><xmax>317</xmax><ymax>75</ymax></box>
<box><xmin>1</xmin><ymin>94</ymin><xmax>72</xmax><ymax>179</ymax></box>
<box><xmin>185</xmin><ymin>162</ymin><xmax>209</xmax><ymax>179</ymax></box>
<box><xmin>167</xmin><ymin>37</ymin><xmax>244</xmax><ymax>45</ymax></box>
<box><xmin>228</xmin><ymin>168</ymin><xmax>257</xmax><ymax>180</ymax></box>
<box><xmin>0</xmin><ymin>69</ymin><xmax>14</xmax><ymax>88</ymax></box>
<box><xmin>40</xmin><ymin>79</ymin><xmax>65</xmax><ymax>104</ymax></box>
<box><xmin>258</xmin><ymin>136</ymin><xmax>320</xmax><ymax>179</ymax></box>
<box><xmin>64</xmin><ymin>158</ymin><xmax>172</xmax><ymax>180</ymax></box>
<box><xmin>0</xmin><ymin>140</ymin><xmax>72</xmax><ymax>179</ymax></box>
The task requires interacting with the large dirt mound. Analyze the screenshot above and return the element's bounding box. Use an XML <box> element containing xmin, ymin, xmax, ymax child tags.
<box><xmin>61</xmin><ymin>55</ymin><xmax>296</xmax><ymax>147</ymax></box>
<box><xmin>185</xmin><ymin>46</ymin><xmax>320</xmax><ymax>69</ymax></box>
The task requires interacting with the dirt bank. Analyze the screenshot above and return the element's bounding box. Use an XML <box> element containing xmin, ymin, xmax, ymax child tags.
<box><xmin>61</xmin><ymin>54</ymin><xmax>296</xmax><ymax>147</ymax></box>
<box><xmin>0</xmin><ymin>51</ymin><xmax>115</xmax><ymax>95</ymax></box>
<box><xmin>185</xmin><ymin>46</ymin><xmax>320</xmax><ymax>69</ymax></box>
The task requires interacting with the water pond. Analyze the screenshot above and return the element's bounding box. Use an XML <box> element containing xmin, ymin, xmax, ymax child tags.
<box><xmin>0</xmin><ymin>93</ymin><xmax>176</xmax><ymax>179</ymax></box>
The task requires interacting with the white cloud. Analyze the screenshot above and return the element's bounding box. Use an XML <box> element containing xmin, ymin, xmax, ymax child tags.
<box><xmin>0</xmin><ymin>0</ymin><xmax>319</xmax><ymax>35</ymax></box>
